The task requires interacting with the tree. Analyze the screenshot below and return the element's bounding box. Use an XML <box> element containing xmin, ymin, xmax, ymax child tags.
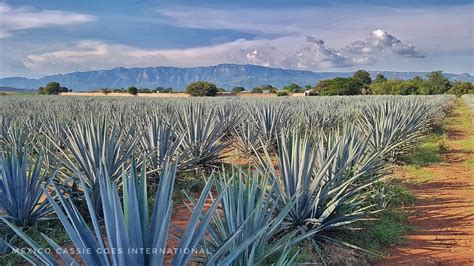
<box><xmin>161</xmin><ymin>87</ymin><xmax>173</xmax><ymax>93</ymax></box>
<box><xmin>154</xmin><ymin>87</ymin><xmax>173</xmax><ymax>93</ymax></box>
<box><xmin>370</xmin><ymin>80</ymin><xmax>399</xmax><ymax>95</ymax></box>
<box><xmin>425</xmin><ymin>71</ymin><xmax>451</xmax><ymax>94</ymax></box>
<box><xmin>217</xmin><ymin>88</ymin><xmax>226</xmax><ymax>92</ymax></box>
<box><xmin>185</xmin><ymin>81</ymin><xmax>218</xmax><ymax>96</ymax></box>
<box><xmin>394</xmin><ymin>80</ymin><xmax>420</xmax><ymax>95</ymax></box>
<box><xmin>260</xmin><ymin>85</ymin><xmax>276</xmax><ymax>92</ymax></box>
<box><xmin>448</xmin><ymin>81</ymin><xmax>474</xmax><ymax>96</ymax></box>
<box><xmin>251</xmin><ymin>87</ymin><xmax>263</xmax><ymax>93</ymax></box>
<box><xmin>352</xmin><ymin>70</ymin><xmax>372</xmax><ymax>86</ymax></box>
<box><xmin>138</xmin><ymin>88</ymin><xmax>152</xmax><ymax>93</ymax></box>
<box><xmin>304</xmin><ymin>84</ymin><xmax>313</xmax><ymax>91</ymax></box>
<box><xmin>282</xmin><ymin>83</ymin><xmax>302</xmax><ymax>93</ymax></box>
<box><xmin>101</xmin><ymin>88</ymin><xmax>111</xmax><ymax>94</ymax></box>
<box><xmin>314</xmin><ymin>78</ymin><xmax>363</xmax><ymax>96</ymax></box>
<box><xmin>277</xmin><ymin>91</ymin><xmax>288</xmax><ymax>96</ymax></box>
<box><xmin>128</xmin><ymin>86</ymin><xmax>138</xmax><ymax>95</ymax></box>
<box><xmin>38</xmin><ymin>82</ymin><xmax>69</xmax><ymax>95</ymax></box>
<box><xmin>232</xmin><ymin>87</ymin><xmax>245</xmax><ymax>93</ymax></box>
<box><xmin>154</xmin><ymin>86</ymin><xmax>165</xmax><ymax>93</ymax></box>
<box><xmin>411</xmin><ymin>76</ymin><xmax>430</xmax><ymax>95</ymax></box>
<box><xmin>374</xmin><ymin>73</ymin><xmax>387</xmax><ymax>83</ymax></box>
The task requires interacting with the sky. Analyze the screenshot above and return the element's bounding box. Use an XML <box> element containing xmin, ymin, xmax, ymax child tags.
<box><xmin>0</xmin><ymin>0</ymin><xmax>473</xmax><ymax>78</ymax></box>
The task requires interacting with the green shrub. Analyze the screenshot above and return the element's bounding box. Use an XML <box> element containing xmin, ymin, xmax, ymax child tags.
<box><xmin>277</xmin><ymin>91</ymin><xmax>288</xmax><ymax>96</ymax></box>
<box><xmin>127</xmin><ymin>86</ymin><xmax>138</xmax><ymax>95</ymax></box>
<box><xmin>38</xmin><ymin>82</ymin><xmax>69</xmax><ymax>95</ymax></box>
<box><xmin>315</xmin><ymin>77</ymin><xmax>363</xmax><ymax>96</ymax></box>
<box><xmin>232</xmin><ymin>86</ymin><xmax>245</xmax><ymax>93</ymax></box>
<box><xmin>282</xmin><ymin>83</ymin><xmax>302</xmax><ymax>93</ymax></box>
<box><xmin>100</xmin><ymin>88</ymin><xmax>111</xmax><ymax>94</ymax></box>
<box><xmin>186</xmin><ymin>81</ymin><xmax>218</xmax><ymax>96</ymax></box>
<box><xmin>138</xmin><ymin>88</ymin><xmax>152</xmax><ymax>93</ymax></box>
<box><xmin>448</xmin><ymin>82</ymin><xmax>473</xmax><ymax>96</ymax></box>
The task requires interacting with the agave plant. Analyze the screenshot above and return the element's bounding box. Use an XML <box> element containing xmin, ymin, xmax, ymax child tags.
<box><xmin>1</xmin><ymin>158</ymin><xmax>227</xmax><ymax>265</ymax></box>
<box><xmin>175</xmin><ymin>104</ymin><xmax>229</xmax><ymax>167</ymax></box>
<box><xmin>233</xmin><ymin>122</ymin><xmax>261</xmax><ymax>155</ymax></box>
<box><xmin>246</xmin><ymin>103</ymin><xmax>290</xmax><ymax>148</ymax></box>
<box><xmin>0</xmin><ymin>120</ymin><xmax>30</xmax><ymax>153</ymax></box>
<box><xmin>358</xmin><ymin>100</ymin><xmax>436</xmax><ymax>159</ymax></box>
<box><xmin>252</xmin><ymin>127</ymin><xmax>385</xmax><ymax>243</ymax></box>
<box><xmin>139</xmin><ymin>114</ymin><xmax>189</xmax><ymax>174</ymax></box>
<box><xmin>0</xmin><ymin>148</ymin><xmax>55</xmax><ymax>226</ymax></box>
<box><xmin>200</xmin><ymin>168</ymin><xmax>298</xmax><ymax>265</ymax></box>
<box><xmin>51</xmin><ymin>114</ymin><xmax>138</xmax><ymax>210</ymax></box>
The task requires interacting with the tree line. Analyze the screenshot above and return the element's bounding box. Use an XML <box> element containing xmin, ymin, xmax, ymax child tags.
<box><xmin>38</xmin><ymin>70</ymin><xmax>473</xmax><ymax>96</ymax></box>
<box><xmin>313</xmin><ymin>70</ymin><xmax>473</xmax><ymax>96</ymax></box>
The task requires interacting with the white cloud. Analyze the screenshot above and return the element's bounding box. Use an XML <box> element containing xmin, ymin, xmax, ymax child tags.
<box><xmin>23</xmin><ymin>39</ymin><xmax>269</xmax><ymax>73</ymax></box>
<box><xmin>344</xmin><ymin>29</ymin><xmax>424</xmax><ymax>58</ymax></box>
<box><xmin>0</xmin><ymin>3</ymin><xmax>95</xmax><ymax>38</ymax></box>
<box><xmin>23</xmin><ymin>29</ymin><xmax>423</xmax><ymax>74</ymax></box>
<box><xmin>157</xmin><ymin>5</ymin><xmax>473</xmax><ymax>53</ymax></box>
<box><xmin>294</xmin><ymin>37</ymin><xmax>355</xmax><ymax>68</ymax></box>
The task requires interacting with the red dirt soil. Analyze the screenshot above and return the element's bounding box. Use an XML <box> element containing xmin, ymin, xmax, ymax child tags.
<box><xmin>379</xmin><ymin>101</ymin><xmax>474</xmax><ymax>265</ymax></box>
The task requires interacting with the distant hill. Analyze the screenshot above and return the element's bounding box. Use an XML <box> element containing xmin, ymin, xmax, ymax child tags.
<box><xmin>0</xmin><ymin>86</ymin><xmax>36</xmax><ymax>93</ymax></box>
<box><xmin>0</xmin><ymin>64</ymin><xmax>472</xmax><ymax>91</ymax></box>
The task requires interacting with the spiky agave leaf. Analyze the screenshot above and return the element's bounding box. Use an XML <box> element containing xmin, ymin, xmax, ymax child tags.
<box><xmin>139</xmin><ymin>114</ymin><xmax>190</xmax><ymax>174</ymax></box>
<box><xmin>246</xmin><ymin>103</ymin><xmax>290</xmax><ymax>148</ymax></box>
<box><xmin>52</xmin><ymin>114</ymin><xmax>139</xmax><ymax>211</ymax></box>
<box><xmin>175</xmin><ymin>104</ymin><xmax>229</xmax><ymax>168</ymax></box>
<box><xmin>201</xmin><ymin>167</ymin><xmax>297</xmax><ymax>265</ymax></box>
<box><xmin>252</xmin><ymin>127</ymin><xmax>385</xmax><ymax>241</ymax></box>
<box><xmin>1</xmin><ymin>158</ymin><xmax>229</xmax><ymax>265</ymax></box>
<box><xmin>358</xmin><ymin>100</ymin><xmax>439</xmax><ymax>159</ymax></box>
<box><xmin>233</xmin><ymin>121</ymin><xmax>261</xmax><ymax>155</ymax></box>
<box><xmin>0</xmin><ymin>147</ymin><xmax>55</xmax><ymax>226</ymax></box>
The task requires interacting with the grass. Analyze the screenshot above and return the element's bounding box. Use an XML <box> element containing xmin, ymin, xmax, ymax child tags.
<box><xmin>384</xmin><ymin>182</ymin><xmax>417</xmax><ymax>207</ymax></box>
<box><xmin>341</xmin><ymin>182</ymin><xmax>414</xmax><ymax>262</ymax></box>
<box><xmin>464</xmin><ymin>159</ymin><xmax>474</xmax><ymax>173</ymax></box>
<box><xmin>0</xmin><ymin>220</ymin><xmax>70</xmax><ymax>265</ymax></box>
<box><xmin>401</xmin><ymin>134</ymin><xmax>447</xmax><ymax>167</ymax></box>
<box><xmin>398</xmin><ymin>123</ymin><xmax>449</xmax><ymax>183</ymax></box>
<box><xmin>446</xmin><ymin>99</ymin><xmax>474</xmax><ymax>152</ymax></box>
<box><xmin>405</xmin><ymin>166</ymin><xmax>433</xmax><ymax>183</ymax></box>
<box><xmin>173</xmin><ymin>170</ymin><xmax>207</xmax><ymax>202</ymax></box>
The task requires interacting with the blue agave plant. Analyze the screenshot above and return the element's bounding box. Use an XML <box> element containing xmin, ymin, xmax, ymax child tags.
<box><xmin>1</xmin><ymin>158</ymin><xmax>227</xmax><ymax>265</ymax></box>
<box><xmin>0</xmin><ymin>148</ymin><xmax>54</xmax><ymax>226</ymax></box>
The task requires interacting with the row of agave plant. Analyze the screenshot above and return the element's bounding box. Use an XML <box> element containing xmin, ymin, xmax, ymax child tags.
<box><xmin>0</xmin><ymin>95</ymin><xmax>453</xmax><ymax>265</ymax></box>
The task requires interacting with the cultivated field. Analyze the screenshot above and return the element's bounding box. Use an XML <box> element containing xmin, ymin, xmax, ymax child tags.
<box><xmin>2</xmin><ymin>95</ymin><xmax>472</xmax><ymax>265</ymax></box>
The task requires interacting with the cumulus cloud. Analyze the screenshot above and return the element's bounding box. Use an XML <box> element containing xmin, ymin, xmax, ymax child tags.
<box><xmin>157</xmin><ymin>5</ymin><xmax>473</xmax><ymax>54</ymax></box>
<box><xmin>23</xmin><ymin>30</ymin><xmax>424</xmax><ymax>74</ymax></box>
<box><xmin>225</xmin><ymin>30</ymin><xmax>414</xmax><ymax>70</ymax></box>
<box><xmin>0</xmin><ymin>3</ymin><xmax>95</xmax><ymax>38</ymax></box>
<box><xmin>344</xmin><ymin>29</ymin><xmax>424</xmax><ymax>58</ymax></box>
<box><xmin>294</xmin><ymin>37</ymin><xmax>355</xmax><ymax>68</ymax></box>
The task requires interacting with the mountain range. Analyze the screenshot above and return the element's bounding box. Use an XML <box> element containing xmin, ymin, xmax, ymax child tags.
<box><xmin>0</xmin><ymin>64</ymin><xmax>472</xmax><ymax>91</ymax></box>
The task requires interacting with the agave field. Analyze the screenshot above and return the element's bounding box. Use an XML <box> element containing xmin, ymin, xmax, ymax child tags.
<box><xmin>0</xmin><ymin>95</ymin><xmax>454</xmax><ymax>265</ymax></box>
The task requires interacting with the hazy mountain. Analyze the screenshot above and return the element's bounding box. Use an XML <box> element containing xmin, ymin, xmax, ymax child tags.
<box><xmin>0</xmin><ymin>64</ymin><xmax>472</xmax><ymax>91</ymax></box>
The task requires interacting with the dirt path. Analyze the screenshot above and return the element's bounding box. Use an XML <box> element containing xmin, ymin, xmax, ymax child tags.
<box><xmin>380</xmin><ymin>99</ymin><xmax>474</xmax><ymax>265</ymax></box>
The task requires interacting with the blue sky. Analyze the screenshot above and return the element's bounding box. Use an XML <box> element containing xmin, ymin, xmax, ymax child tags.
<box><xmin>0</xmin><ymin>0</ymin><xmax>472</xmax><ymax>78</ymax></box>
